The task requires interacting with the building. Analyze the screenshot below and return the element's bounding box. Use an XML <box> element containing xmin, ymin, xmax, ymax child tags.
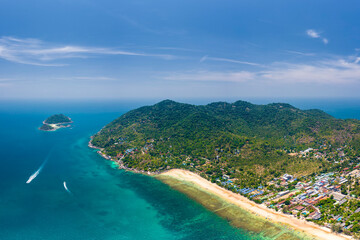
<box><xmin>331</xmin><ymin>192</ymin><xmax>346</xmax><ymax>202</ymax></box>
<box><xmin>277</xmin><ymin>190</ymin><xmax>290</xmax><ymax>197</ymax></box>
<box><xmin>308</xmin><ymin>211</ymin><xmax>322</xmax><ymax>220</ymax></box>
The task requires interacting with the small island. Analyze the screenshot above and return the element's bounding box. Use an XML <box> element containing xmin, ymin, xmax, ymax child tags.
<box><xmin>39</xmin><ymin>114</ymin><xmax>72</xmax><ymax>131</ymax></box>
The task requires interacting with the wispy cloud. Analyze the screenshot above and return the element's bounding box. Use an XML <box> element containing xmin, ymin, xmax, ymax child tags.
<box><xmin>0</xmin><ymin>36</ymin><xmax>176</xmax><ymax>66</ymax></box>
<box><xmin>0</xmin><ymin>78</ymin><xmax>14</xmax><ymax>87</ymax></box>
<box><xmin>149</xmin><ymin>46</ymin><xmax>200</xmax><ymax>52</ymax></box>
<box><xmin>0</xmin><ymin>78</ymin><xmax>13</xmax><ymax>82</ymax></box>
<box><xmin>200</xmin><ymin>55</ymin><xmax>261</xmax><ymax>66</ymax></box>
<box><xmin>285</xmin><ymin>50</ymin><xmax>315</xmax><ymax>56</ymax></box>
<box><xmin>306</xmin><ymin>29</ymin><xmax>328</xmax><ymax>45</ymax></box>
<box><xmin>164</xmin><ymin>56</ymin><xmax>360</xmax><ymax>85</ymax></box>
<box><xmin>261</xmin><ymin>60</ymin><xmax>360</xmax><ymax>84</ymax></box>
<box><xmin>164</xmin><ymin>70</ymin><xmax>256</xmax><ymax>83</ymax></box>
<box><xmin>54</xmin><ymin>76</ymin><xmax>117</xmax><ymax>81</ymax></box>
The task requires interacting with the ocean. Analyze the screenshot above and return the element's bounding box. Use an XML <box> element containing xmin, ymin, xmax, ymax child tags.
<box><xmin>0</xmin><ymin>99</ymin><xmax>359</xmax><ymax>240</ymax></box>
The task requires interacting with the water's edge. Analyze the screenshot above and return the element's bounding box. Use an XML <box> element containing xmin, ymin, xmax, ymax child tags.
<box><xmin>156</xmin><ymin>175</ymin><xmax>313</xmax><ymax>240</ymax></box>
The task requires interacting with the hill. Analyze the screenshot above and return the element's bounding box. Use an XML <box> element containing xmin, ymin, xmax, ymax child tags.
<box><xmin>39</xmin><ymin>123</ymin><xmax>55</xmax><ymax>131</ymax></box>
<box><xmin>44</xmin><ymin>114</ymin><xmax>72</xmax><ymax>124</ymax></box>
<box><xmin>39</xmin><ymin>114</ymin><xmax>72</xmax><ymax>131</ymax></box>
<box><xmin>91</xmin><ymin>100</ymin><xmax>360</xmax><ymax>187</ymax></box>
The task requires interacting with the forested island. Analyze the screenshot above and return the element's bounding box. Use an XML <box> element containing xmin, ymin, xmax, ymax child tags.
<box><xmin>91</xmin><ymin>100</ymin><xmax>360</xmax><ymax>237</ymax></box>
<box><xmin>39</xmin><ymin>114</ymin><xmax>72</xmax><ymax>131</ymax></box>
<box><xmin>91</xmin><ymin>100</ymin><xmax>360</xmax><ymax>181</ymax></box>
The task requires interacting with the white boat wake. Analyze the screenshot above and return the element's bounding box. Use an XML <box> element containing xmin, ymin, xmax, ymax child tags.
<box><xmin>26</xmin><ymin>168</ymin><xmax>42</xmax><ymax>184</ymax></box>
<box><xmin>63</xmin><ymin>181</ymin><xmax>72</xmax><ymax>194</ymax></box>
<box><xmin>26</xmin><ymin>152</ymin><xmax>51</xmax><ymax>184</ymax></box>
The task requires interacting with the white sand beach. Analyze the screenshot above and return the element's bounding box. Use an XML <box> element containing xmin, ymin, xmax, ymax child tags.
<box><xmin>161</xmin><ymin>169</ymin><xmax>352</xmax><ymax>240</ymax></box>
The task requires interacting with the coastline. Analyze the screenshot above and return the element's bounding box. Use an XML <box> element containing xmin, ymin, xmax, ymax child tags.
<box><xmin>88</xmin><ymin>137</ymin><xmax>352</xmax><ymax>239</ymax></box>
<box><xmin>88</xmin><ymin>138</ymin><xmax>161</xmax><ymax>175</ymax></box>
<box><xmin>39</xmin><ymin>119</ymin><xmax>73</xmax><ymax>132</ymax></box>
<box><xmin>158</xmin><ymin>169</ymin><xmax>352</xmax><ymax>240</ymax></box>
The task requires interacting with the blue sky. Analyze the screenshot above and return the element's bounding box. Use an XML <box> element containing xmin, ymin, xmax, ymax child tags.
<box><xmin>1</xmin><ymin>0</ymin><xmax>360</xmax><ymax>100</ymax></box>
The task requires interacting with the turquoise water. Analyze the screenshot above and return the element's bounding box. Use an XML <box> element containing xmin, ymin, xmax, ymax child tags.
<box><xmin>0</xmin><ymin>99</ymin><xmax>359</xmax><ymax>240</ymax></box>
<box><xmin>0</xmin><ymin>102</ymin><xmax>257</xmax><ymax>240</ymax></box>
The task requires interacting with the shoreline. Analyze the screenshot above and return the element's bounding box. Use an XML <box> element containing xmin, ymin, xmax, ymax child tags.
<box><xmin>39</xmin><ymin>119</ymin><xmax>73</xmax><ymax>132</ymax></box>
<box><xmin>88</xmin><ymin>137</ymin><xmax>352</xmax><ymax>239</ymax></box>
<box><xmin>159</xmin><ymin>169</ymin><xmax>352</xmax><ymax>240</ymax></box>
<box><xmin>88</xmin><ymin>138</ymin><xmax>161</xmax><ymax>175</ymax></box>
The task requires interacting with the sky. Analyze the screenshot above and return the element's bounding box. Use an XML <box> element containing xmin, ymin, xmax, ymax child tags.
<box><xmin>1</xmin><ymin>0</ymin><xmax>360</xmax><ymax>100</ymax></box>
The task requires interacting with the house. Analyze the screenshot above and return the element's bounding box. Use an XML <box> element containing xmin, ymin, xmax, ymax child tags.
<box><xmin>308</xmin><ymin>211</ymin><xmax>322</xmax><ymax>220</ymax></box>
<box><xmin>315</xmin><ymin>195</ymin><xmax>328</xmax><ymax>202</ymax></box>
<box><xmin>354</xmin><ymin>207</ymin><xmax>360</xmax><ymax>214</ymax></box>
<box><xmin>277</xmin><ymin>190</ymin><xmax>290</xmax><ymax>197</ymax></box>
<box><xmin>280</xmin><ymin>181</ymin><xmax>288</xmax><ymax>186</ymax></box>
<box><xmin>338</xmin><ymin>198</ymin><xmax>347</xmax><ymax>205</ymax></box>
<box><xmin>223</xmin><ymin>175</ymin><xmax>230</xmax><ymax>180</ymax></box>
<box><xmin>276</xmin><ymin>200</ymin><xmax>286</xmax><ymax>207</ymax></box>
<box><xmin>331</xmin><ymin>192</ymin><xmax>346</xmax><ymax>202</ymax></box>
<box><xmin>346</xmin><ymin>224</ymin><xmax>353</xmax><ymax>229</ymax></box>
<box><xmin>301</xmin><ymin>148</ymin><xmax>313</xmax><ymax>154</ymax></box>
<box><xmin>294</xmin><ymin>205</ymin><xmax>305</xmax><ymax>211</ymax></box>
<box><xmin>349</xmin><ymin>169</ymin><xmax>360</xmax><ymax>177</ymax></box>
<box><xmin>304</xmin><ymin>199</ymin><xmax>316</xmax><ymax>206</ymax></box>
<box><xmin>282</xmin><ymin>174</ymin><xmax>293</xmax><ymax>181</ymax></box>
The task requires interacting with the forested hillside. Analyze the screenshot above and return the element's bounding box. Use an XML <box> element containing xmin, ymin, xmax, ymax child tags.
<box><xmin>44</xmin><ymin>114</ymin><xmax>72</xmax><ymax>124</ymax></box>
<box><xmin>91</xmin><ymin>100</ymin><xmax>360</xmax><ymax>187</ymax></box>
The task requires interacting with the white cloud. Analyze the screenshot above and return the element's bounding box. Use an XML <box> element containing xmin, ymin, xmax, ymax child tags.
<box><xmin>0</xmin><ymin>36</ymin><xmax>176</xmax><ymax>66</ymax></box>
<box><xmin>306</xmin><ymin>29</ymin><xmax>328</xmax><ymax>45</ymax></box>
<box><xmin>164</xmin><ymin>57</ymin><xmax>360</xmax><ymax>85</ymax></box>
<box><xmin>306</xmin><ymin>29</ymin><xmax>320</xmax><ymax>38</ymax></box>
<box><xmin>261</xmin><ymin>61</ymin><xmax>360</xmax><ymax>84</ymax></box>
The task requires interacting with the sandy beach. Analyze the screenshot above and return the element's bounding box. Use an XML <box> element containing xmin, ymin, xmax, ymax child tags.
<box><xmin>159</xmin><ymin>169</ymin><xmax>352</xmax><ymax>240</ymax></box>
<box><xmin>40</xmin><ymin>119</ymin><xmax>73</xmax><ymax>132</ymax></box>
<box><xmin>48</xmin><ymin>124</ymin><xmax>61</xmax><ymax>131</ymax></box>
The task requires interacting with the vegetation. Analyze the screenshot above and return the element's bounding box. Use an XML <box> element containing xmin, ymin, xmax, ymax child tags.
<box><xmin>44</xmin><ymin>114</ymin><xmax>71</xmax><ymax>124</ymax></box>
<box><xmin>91</xmin><ymin>100</ymin><xmax>360</xmax><ymax>186</ymax></box>
<box><xmin>40</xmin><ymin>114</ymin><xmax>72</xmax><ymax>131</ymax></box>
<box><xmin>39</xmin><ymin>124</ymin><xmax>54</xmax><ymax>131</ymax></box>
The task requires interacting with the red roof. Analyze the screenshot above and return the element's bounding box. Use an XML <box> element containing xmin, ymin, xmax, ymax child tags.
<box><xmin>295</xmin><ymin>205</ymin><xmax>305</xmax><ymax>211</ymax></box>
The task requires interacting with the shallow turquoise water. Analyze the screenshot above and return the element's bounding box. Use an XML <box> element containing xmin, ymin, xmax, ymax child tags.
<box><xmin>0</xmin><ymin>103</ymin><xmax>258</xmax><ymax>240</ymax></box>
<box><xmin>0</xmin><ymin>99</ymin><xmax>359</xmax><ymax>240</ymax></box>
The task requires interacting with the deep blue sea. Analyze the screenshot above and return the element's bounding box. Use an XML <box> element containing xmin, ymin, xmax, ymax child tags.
<box><xmin>0</xmin><ymin>99</ymin><xmax>359</xmax><ymax>240</ymax></box>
